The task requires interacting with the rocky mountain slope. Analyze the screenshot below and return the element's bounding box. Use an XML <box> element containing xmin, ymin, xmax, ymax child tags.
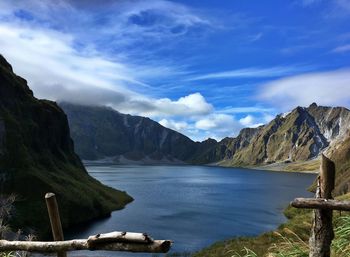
<box><xmin>61</xmin><ymin>102</ymin><xmax>350</xmax><ymax>169</ymax></box>
<box><xmin>219</xmin><ymin>103</ymin><xmax>350</xmax><ymax>167</ymax></box>
<box><xmin>0</xmin><ymin>55</ymin><xmax>132</xmax><ymax>236</ymax></box>
<box><xmin>60</xmin><ymin>102</ymin><xmax>218</xmax><ymax>163</ymax></box>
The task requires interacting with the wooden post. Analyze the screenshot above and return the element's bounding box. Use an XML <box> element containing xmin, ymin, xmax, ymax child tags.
<box><xmin>309</xmin><ymin>154</ymin><xmax>335</xmax><ymax>257</ymax></box>
<box><xmin>45</xmin><ymin>193</ymin><xmax>67</xmax><ymax>257</ymax></box>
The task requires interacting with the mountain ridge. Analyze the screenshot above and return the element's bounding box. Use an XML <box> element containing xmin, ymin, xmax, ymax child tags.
<box><xmin>60</xmin><ymin>102</ymin><xmax>350</xmax><ymax>168</ymax></box>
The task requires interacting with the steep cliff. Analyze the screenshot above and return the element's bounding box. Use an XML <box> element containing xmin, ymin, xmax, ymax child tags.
<box><xmin>0</xmin><ymin>55</ymin><xmax>132</xmax><ymax>236</ymax></box>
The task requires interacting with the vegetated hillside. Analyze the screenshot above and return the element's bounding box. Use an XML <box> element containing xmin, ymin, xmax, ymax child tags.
<box><xmin>0</xmin><ymin>55</ymin><xmax>132</xmax><ymax>237</ymax></box>
<box><xmin>60</xmin><ymin>102</ymin><xmax>219</xmax><ymax>163</ymax></box>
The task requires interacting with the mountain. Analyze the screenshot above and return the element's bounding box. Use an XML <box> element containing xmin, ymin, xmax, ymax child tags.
<box><xmin>0</xmin><ymin>55</ymin><xmax>132</xmax><ymax>236</ymax></box>
<box><xmin>60</xmin><ymin>102</ymin><xmax>218</xmax><ymax>164</ymax></box>
<box><xmin>216</xmin><ymin>103</ymin><xmax>350</xmax><ymax>167</ymax></box>
<box><xmin>61</xmin><ymin>102</ymin><xmax>350</xmax><ymax>168</ymax></box>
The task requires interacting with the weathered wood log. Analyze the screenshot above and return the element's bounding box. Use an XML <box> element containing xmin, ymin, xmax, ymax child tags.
<box><xmin>291</xmin><ymin>198</ymin><xmax>350</xmax><ymax>211</ymax></box>
<box><xmin>309</xmin><ymin>154</ymin><xmax>335</xmax><ymax>257</ymax></box>
<box><xmin>87</xmin><ymin>231</ymin><xmax>154</xmax><ymax>246</ymax></box>
<box><xmin>45</xmin><ymin>193</ymin><xmax>66</xmax><ymax>257</ymax></box>
<box><xmin>0</xmin><ymin>232</ymin><xmax>172</xmax><ymax>253</ymax></box>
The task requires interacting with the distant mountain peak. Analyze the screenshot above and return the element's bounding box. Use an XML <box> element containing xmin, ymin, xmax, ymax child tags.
<box><xmin>309</xmin><ymin>102</ymin><xmax>318</xmax><ymax>108</ymax></box>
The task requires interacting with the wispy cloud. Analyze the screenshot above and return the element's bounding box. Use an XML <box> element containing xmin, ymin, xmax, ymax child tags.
<box><xmin>259</xmin><ymin>69</ymin><xmax>350</xmax><ymax>110</ymax></box>
<box><xmin>332</xmin><ymin>44</ymin><xmax>350</xmax><ymax>53</ymax></box>
<box><xmin>218</xmin><ymin>106</ymin><xmax>275</xmax><ymax>114</ymax></box>
<box><xmin>297</xmin><ymin>0</ymin><xmax>350</xmax><ymax>17</ymax></box>
<box><xmin>187</xmin><ymin>66</ymin><xmax>314</xmax><ymax>81</ymax></box>
<box><xmin>298</xmin><ymin>0</ymin><xmax>324</xmax><ymax>7</ymax></box>
<box><xmin>249</xmin><ymin>32</ymin><xmax>263</xmax><ymax>42</ymax></box>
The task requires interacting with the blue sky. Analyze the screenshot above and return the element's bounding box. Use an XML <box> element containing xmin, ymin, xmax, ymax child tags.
<box><xmin>0</xmin><ymin>0</ymin><xmax>350</xmax><ymax>141</ymax></box>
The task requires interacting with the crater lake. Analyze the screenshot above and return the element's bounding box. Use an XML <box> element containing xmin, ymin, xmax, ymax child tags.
<box><xmin>67</xmin><ymin>165</ymin><xmax>316</xmax><ymax>257</ymax></box>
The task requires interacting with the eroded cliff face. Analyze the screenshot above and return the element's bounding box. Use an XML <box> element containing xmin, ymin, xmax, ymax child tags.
<box><xmin>0</xmin><ymin>55</ymin><xmax>132</xmax><ymax>236</ymax></box>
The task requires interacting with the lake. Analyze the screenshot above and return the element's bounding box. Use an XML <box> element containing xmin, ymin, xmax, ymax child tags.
<box><xmin>67</xmin><ymin>165</ymin><xmax>316</xmax><ymax>257</ymax></box>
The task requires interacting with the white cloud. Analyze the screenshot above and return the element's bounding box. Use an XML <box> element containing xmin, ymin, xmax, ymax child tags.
<box><xmin>195</xmin><ymin>114</ymin><xmax>242</xmax><ymax>140</ymax></box>
<box><xmin>159</xmin><ymin>119</ymin><xmax>188</xmax><ymax>130</ymax></box>
<box><xmin>187</xmin><ymin>66</ymin><xmax>314</xmax><ymax>81</ymax></box>
<box><xmin>239</xmin><ymin>115</ymin><xmax>266</xmax><ymax>128</ymax></box>
<box><xmin>259</xmin><ymin>69</ymin><xmax>350</xmax><ymax>110</ymax></box>
<box><xmin>131</xmin><ymin>93</ymin><xmax>213</xmax><ymax>117</ymax></box>
<box><xmin>332</xmin><ymin>44</ymin><xmax>350</xmax><ymax>53</ymax></box>
<box><xmin>239</xmin><ymin>115</ymin><xmax>254</xmax><ymax>126</ymax></box>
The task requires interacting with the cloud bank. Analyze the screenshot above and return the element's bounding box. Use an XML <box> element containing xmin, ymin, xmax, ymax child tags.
<box><xmin>260</xmin><ymin>69</ymin><xmax>350</xmax><ymax>110</ymax></box>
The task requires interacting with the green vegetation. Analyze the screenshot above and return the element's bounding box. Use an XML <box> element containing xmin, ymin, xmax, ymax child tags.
<box><xmin>194</xmin><ymin>194</ymin><xmax>350</xmax><ymax>257</ymax></box>
<box><xmin>284</xmin><ymin>159</ymin><xmax>320</xmax><ymax>172</ymax></box>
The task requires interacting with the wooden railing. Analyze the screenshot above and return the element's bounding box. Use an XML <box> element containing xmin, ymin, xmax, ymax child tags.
<box><xmin>291</xmin><ymin>154</ymin><xmax>350</xmax><ymax>257</ymax></box>
<box><xmin>0</xmin><ymin>193</ymin><xmax>172</xmax><ymax>256</ymax></box>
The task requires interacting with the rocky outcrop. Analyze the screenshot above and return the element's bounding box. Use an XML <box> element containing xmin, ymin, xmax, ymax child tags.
<box><xmin>0</xmin><ymin>55</ymin><xmax>132</xmax><ymax>237</ymax></box>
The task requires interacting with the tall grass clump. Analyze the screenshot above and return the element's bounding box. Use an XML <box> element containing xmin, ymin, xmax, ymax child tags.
<box><xmin>268</xmin><ymin>228</ymin><xmax>308</xmax><ymax>257</ymax></box>
<box><xmin>332</xmin><ymin>215</ymin><xmax>350</xmax><ymax>257</ymax></box>
<box><xmin>229</xmin><ymin>247</ymin><xmax>258</xmax><ymax>257</ymax></box>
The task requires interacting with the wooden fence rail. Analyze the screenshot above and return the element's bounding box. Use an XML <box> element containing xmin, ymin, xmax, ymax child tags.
<box><xmin>0</xmin><ymin>232</ymin><xmax>172</xmax><ymax>253</ymax></box>
<box><xmin>0</xmin><ymin>193</ymin><xmax>172</xmax><ymax>255</ymax></box>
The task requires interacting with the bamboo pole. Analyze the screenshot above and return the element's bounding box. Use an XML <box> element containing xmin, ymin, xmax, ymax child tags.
<box><xmin>309</xmin><ymin>154</ymin><xmax>335</xmax><ymax>257</ymax></box>
<box><xmin>291</xmin><ymin>198</ymin><xmax>350</xmax><ymax>211</ymax></box>
<box><xmin>0</xmin><ymin>232</ymin><xmax>172</xmax><ymax>253</ymax></box>
<box><xmin>45</xmin><ymin>193</ymin><xmax>67</xmax><ymax>257</ymax></box>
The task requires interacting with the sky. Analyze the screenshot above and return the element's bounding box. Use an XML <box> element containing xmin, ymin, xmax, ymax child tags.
<box><xmin>0</xmin><ymin>0</ymin><xmax>349</xmax><ymax>141</ymax></box>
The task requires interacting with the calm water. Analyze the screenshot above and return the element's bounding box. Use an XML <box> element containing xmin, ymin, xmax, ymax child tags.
<box><xmin>67</xmin><ymin>165</ymin><xmax>316</xmax><ymax>257</ymax></box>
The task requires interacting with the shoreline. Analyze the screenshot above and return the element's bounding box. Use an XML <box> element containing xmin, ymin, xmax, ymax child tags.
<box><xmin>83</xmin><ymin>157</ymin><xmax>320</xmax><ymax>174</ymax></box>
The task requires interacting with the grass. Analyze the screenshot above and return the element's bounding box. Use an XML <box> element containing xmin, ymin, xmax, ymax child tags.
<box><xmin>332</xmin><ymin>216</ymin><xmax>350</xmax><ymax>257</ymax></box>
<box><xmin>284</xmin><ymin>159</ymin><xmax>320</xmax><ymax>172</ymax></box>
<box><xmin>194</xmin><ymin>194</ymin><xmax>350</xmax><ymax>257</ymax></box>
